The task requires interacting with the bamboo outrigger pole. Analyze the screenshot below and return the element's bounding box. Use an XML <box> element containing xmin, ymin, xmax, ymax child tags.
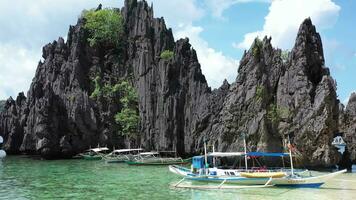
<box><xmin>243</xmin><ymin>133</ymin><xmax>248</xmax><ymax>171</ymax></box>
<box><xmin>204</xmin><ymin>136</ymin><xmax>208</xmax><ymax>175</ymax></box>
<box><xmin>288</xmin><ymin>134</ymin><xmax>294</xmax><ymax>176</ymax></box>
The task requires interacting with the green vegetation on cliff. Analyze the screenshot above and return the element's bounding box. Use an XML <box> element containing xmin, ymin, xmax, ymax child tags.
<box><xmin>160</xmin><ymin>50</ymin><xmax>174</xmax><ymax>60</ymax></box>
<box><xmin>252</xmin><ymin>38</ymin><xmax>263</xmax><ymax>58</ymax></box>
<box><xmin>114</xmin><ymin>81</ymin><xmax>139</xmax><ymax>137</ymax></box>
<box><xmin>82</xmin><ymin>8</ymin><xmax>123</xmax><ymax>47</ymax></box>
<box><xmin>89</xmin><ymin>76</ymin><xmax>139</xmax><ymax>137</ymax></box>
<box><xmin>267</xmin><ymin>104</ymin><xmax>290</xmax><ymax>123</ymax></box>
<box><xmin>90</xmin><ymin>76</ymin><xmax>102</xmax><ymax>99</ymax></box>
<box><xmin>255</xmin><ymin>85</ymin><xmax>267</xmax><ymax>102</ymax></box>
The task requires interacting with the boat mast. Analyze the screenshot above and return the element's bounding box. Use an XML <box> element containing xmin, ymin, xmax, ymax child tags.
<box><xmin>212</xmin><ymin>144</ymin><xmax>216</xmax><ymax>167</ymax></box>
<box><xmin>288</xmin><ymin>134</ymin><xmax>294</xmax><ymax>176</ymax></box>
<box><xmin>243</xmin><ymin>133</ymin><xmax>248</xmax><ymax>171</ymax></box>
<box><xmin>204</xmin><ymin>137</ymin><xmax>208</xmax><ymax>174</ymax></box>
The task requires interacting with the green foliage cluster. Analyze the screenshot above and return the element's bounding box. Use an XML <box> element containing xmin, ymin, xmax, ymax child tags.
<box><xmin>114</xmin><ymin>81</ymin><xmax>139</xmax><ymax>137</ymax></box>
<box><xmin>160</xmin><ymin>50</ymin><xmax>174</xmax><ymax>60</ymax></box>
<box><xmin>255</xmin><ymin>85</ymin><xmax>267</xmax><ymax>102</ymax></box>
<box><xmin>90</xmin><ymin>76</ymin><xmax>133</xmax><ymax>100</ymax></box>
<box><xmin>89</xmin><ymin>77</ymin><xmax>139</xmax><ymax>137</ymax></box>
<box><xmin>267</xmin><ymin>104</ymin><xmax>279</xmax><ymax>123</ymax></box>
<box><xmin>252</xmin><ymin>38</ymin><xmax>263</xmax><ymax>58</ymax></box>
<box><xmin>267</xmin><ymin>104</ymin><xmax>290</xmax><ymax>123</ymax></box>
<box><xmin>90</xmin><ymin>76</ymin><xmax>102</xmax><ymax>99</ymax></box>
<box><xmin>281</xmin><ymin>50</ymin><xmax>290</xmax><ymax>63</ymax></box>
<box><xmin>82</xmin><ymin>8</ymin><xmax>123</xmax><ymax>47</ymax></box>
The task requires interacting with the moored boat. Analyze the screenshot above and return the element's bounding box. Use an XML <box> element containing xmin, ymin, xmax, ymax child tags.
<box><xmin>169</xmin><ymin>136</ymin><xmax>347</xmax><ymax>189</ymax></box>
<box><xmin>78</xmin><ymin>147</ymin><xmax>109</xmax><ymax>160</ymax></box>
<box><xmin>126</xmin><ymin>151</ymin><xmax>190</xmax><ymax>165</ymax></box>
<box><xmin>103</xmin><ymin>148</ymin><xmax>142</xmax><ymax>163</ymax></box>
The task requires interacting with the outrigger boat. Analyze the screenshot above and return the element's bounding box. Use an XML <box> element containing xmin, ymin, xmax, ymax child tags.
<box><xmin>126</xmin><ymin>151</ymin><xmax>190</xmax><ymax>165</ymax></box>
<box><xmin>103</xmin><ymin>148</ymin><xmax>142</xmax><ymax>163</ymax></box>
<box><xmin>77</xmin><ymin>147</ymin><xmax>109</xmax><ymax>160</ymax></box>
<box><xmin>169</xmin><ymin>136</ymin><xmax>347</xmax><ymax>189</ymax></box>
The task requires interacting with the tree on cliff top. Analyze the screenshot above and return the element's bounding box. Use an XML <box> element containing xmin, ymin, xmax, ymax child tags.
<box><xmin>82</xmin><ymin>8</ymin><xmax>123</xmax><ymax>47</ymax></box>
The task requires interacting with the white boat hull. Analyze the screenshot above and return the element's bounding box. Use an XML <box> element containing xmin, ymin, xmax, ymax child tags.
<box><xmin>169</xmin><ymin>165</ymin><xmax>347</xmax><ymax>188</ymax></box>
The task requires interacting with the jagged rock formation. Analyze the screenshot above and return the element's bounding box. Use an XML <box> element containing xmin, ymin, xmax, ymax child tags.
<box><xmin>194</xmin><ymin>18</ymin><xmax>340</xmax><ymax>167</ymax></box>
<box><xmin>0</xmin><ymin>0</ymin><xmax>345</xmax><ymax>167</ymax></box>
<box><xmin>0</xmin><ymin>100</ymin><xmax>5</xmax><ymax>112</ymax></box>
<box><xmin>340</xmin><ymin>93</ymin><xmax>356</xmax><ymax>163</ymax></box>
<box><xmin>0</xmin><ymin>93</ymin><xmax>27</xmax><ymax>154</ymax></box>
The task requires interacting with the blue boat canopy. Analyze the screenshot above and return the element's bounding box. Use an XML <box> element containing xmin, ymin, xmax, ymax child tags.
<box><xmin>192</xmin><ymin>156</ymin><xmax>205</xmax><ymax>169</ymax></box>
<box><xmin>246</xmin><ymin>152</ymin><xmax>289</xmax><ymax>157</ymax></box>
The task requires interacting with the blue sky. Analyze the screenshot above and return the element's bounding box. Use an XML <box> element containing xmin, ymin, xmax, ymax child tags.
<box><xmin>0</xmin><ymin>0</ymin><xmax>355</xmax><ymax>104</ymax></box>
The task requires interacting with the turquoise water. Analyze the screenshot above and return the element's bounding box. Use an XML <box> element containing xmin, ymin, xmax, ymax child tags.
<box><xmin>0</xmin><ymin>156</ymin><xmax>356</xmax><ymax>200</ymax></box>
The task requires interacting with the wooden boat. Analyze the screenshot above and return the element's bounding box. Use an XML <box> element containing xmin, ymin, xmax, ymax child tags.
<box><xmin>78</xmin><ymin>147</ymin><xmax>109</xmax><ymax>160</ymax></box>
<box><xmin>169</xmin><ymin>159</ymin><xmax>346</xmax><ymax>188</ymax></box>
<box><xmin>170</xmin><ymin>164</ymin><xmax>346</xmax><ymax>189</ymax></box>
<box><xmin>126</xmin><ymin>151</ymin><xmax>190</xmax><ymax>165</ymax></box>
<box><xmin>0</xmin><ymin>136</ymin><xmax>6</xmax><ymax>159</ymax></box>
<box><xmin>103</xmin><ymin>148</ymin><xmax>142</xmax><ymax>163</ymax></box>
<box><xmin>169</xmin><ymin>136</ymin><xmax>347</xmax><ymax>189</ymax></box>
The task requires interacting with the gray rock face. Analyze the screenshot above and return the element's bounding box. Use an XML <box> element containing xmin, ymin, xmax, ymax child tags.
<box><xmin>0</xmin><ymin>100</ymin><xmax>5</xmax><ymax>112</ymax></box>
<box><xmin>0</xmin><ymin>93</ymin><xmax>27</xmax><ymax>154</ymax></box>
<box><xmin>0</xmin><ymin>1</ymin><xmax>344</xmax><ymax>167</ymax></box>
<box><xmin>340</xmin><ymin>93</ymin><xmax>356</xmax><ymax>163</ymax></box>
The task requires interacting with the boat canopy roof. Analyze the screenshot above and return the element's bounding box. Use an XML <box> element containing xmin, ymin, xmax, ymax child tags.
<box><xmin>90</xmin><ymin>147</ymin><xmax>109</xmax><ymax>152</ymax></box>
<box><xmin>205</xmin><ymin>151</ymin><xmax>290</xmax><ymax>157</ymax></box>
<box><xmin>246</xmin><ymin>152</ymin><xmax>289</xmax><ymax>157</ymax></box>
<box><xmin>112</xmin><ymin>148</ymin><xmax>143</xmax><ymax>153</ymax></box>
<box><xmin>139</xmin><ymin>151</ymin><xmax>159</xmax><ymax>155</ymax></box>
<box><xmin>209</xmin><ymin>152</ymin><xmax>245</xmax><ymax>157</ymax></box>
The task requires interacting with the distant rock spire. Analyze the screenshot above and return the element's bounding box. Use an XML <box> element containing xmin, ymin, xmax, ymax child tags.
<box><xmin>95</xmin><ymin>4</ymin><xmax>102</xmax><ymax>11</ymax></box>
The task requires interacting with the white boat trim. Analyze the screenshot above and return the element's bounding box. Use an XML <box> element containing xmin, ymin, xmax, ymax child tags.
<box><xmin>139</xmin><ymin>152</ymin><xmax>159</xmax><ymax>155</ymax></box>
<box><xmin>111</xmin><ymin>148</ymin><xmax>143</xmax><ymax>153</ymax></box>
<box><xmin>208</xmin><ymin>152</ymin><xmax>245</xmax><ymax>157</ymax></box>
<box><xmin>89</xmin><ymin>147</ymin><xmax>109</xmax><ymax>153</ymax></box>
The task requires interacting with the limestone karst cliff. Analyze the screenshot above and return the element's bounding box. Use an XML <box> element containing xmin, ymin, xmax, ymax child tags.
<box><xmin>0</xmin><ymin>0</ymin><xmax>349</xmax><ymax>167</ymax></box>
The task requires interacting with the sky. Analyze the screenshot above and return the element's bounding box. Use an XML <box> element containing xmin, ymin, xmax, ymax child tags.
<box><xmin>0</xmin><ymin>0</ymin><xmax>355</xmax><ymax>105</ymax></box>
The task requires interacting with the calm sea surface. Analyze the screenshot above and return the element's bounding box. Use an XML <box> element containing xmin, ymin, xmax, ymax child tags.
<box><xmin>0</xmin><ymin>156</ymin><xmax>355</xmax><ymax>200</ymax></box>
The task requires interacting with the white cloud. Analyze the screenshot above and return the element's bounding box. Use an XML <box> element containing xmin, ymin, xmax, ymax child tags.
<box><xmin>176</xmin><ymin>24</ymin><xmax>239</xmax><ymax>88</ymax></box>
<box><xmin>147</xmin><ymin>0</ymin><xmax>204</xmax><ymax>28</ymax></box>
<box><xmin>236</xmin><ymin>0</ymin><xmax>341</xmax><ymax>50</ymax></box>
<box><xmin>0</xmin><ymin>44</ymin><xmax>40</xmax><ymax>99</ymax></box>
<box><xmin>205</xmin><ymin>0</ymin><xmax>270</xmax><ymax>19</ymax></box>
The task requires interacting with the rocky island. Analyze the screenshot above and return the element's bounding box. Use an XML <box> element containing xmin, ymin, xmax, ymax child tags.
<box><xmin>0</xmin><ymin>0</ymin><xmax>354</xmax><ymax>168</ymax></box>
